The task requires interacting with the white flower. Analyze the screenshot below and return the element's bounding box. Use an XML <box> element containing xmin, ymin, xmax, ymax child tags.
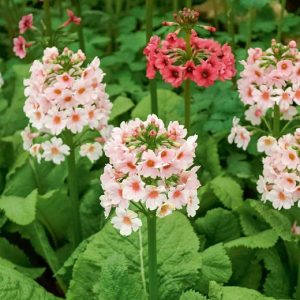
<box><xmin>156</xmin><ymin>202</ymin><xmax>174</xmax><ymax>218</ymax></box>
<box><xmin>79</xmin><ymin>142</ymin><xmax>103</xmax><ymax>162</ymax></box>
<box><xmin>21</xmin><ymin>126</ymin><xmax>38</xmax><ymax>150</ymax></box>
<box><xmin>111</xmin><ymin>208</ymin><xmax>142</xmax><ymax>236</ymax></box>
<box><xmin>42</xmin><ymin>137</ymin><xmax>70</xmax><ymax>164</ymax></box>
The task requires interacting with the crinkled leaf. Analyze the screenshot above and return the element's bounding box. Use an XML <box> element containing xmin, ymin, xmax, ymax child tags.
<box><xmin>180</xmin><ymin>290</ymin><xmax>207</xmax><ymax>300</ymax></box>
<box><xmin>210</xmin><ymin>176</ymin><xmax>243</xmax><ymax>210</ymax></box>
<box><xmin>209</xmin><ymin>281</ymin><xmax>275</xmax><ymax>300</ymax></box>
<box><xmin>257</xmin><ymin>249</ymin><xmax>291</xmax><ymax>298</ymax></box>
<box><xmin>0</xmin><ymin>189</ymin><xmax>37</xmax><ymax>225</ymax></box>
<box><xmin>93</xmin><ymin>254</ymin><xmax>144</xmax><ymax>300</ymax></box>
<box><xmin>198</xmin><ymin>244</ymin><xmax>232</xmax><ymax>293</ymax></box>
<box><xmin>249</xmin><ymin>200</ymin><xmax>292</xmax><ymax>241</ymax></box>
<box><xmin>225</xmin><ymin>229</ymin><xmax>278</xmax><ymax>249</ymax></box>
<box><xmin>0</xmin><ymin>264</ymin><xmax>61</xmax><ymax>300</ymax></box>
<box><xmin>67</xmin><ymin>212</ymin><xmax>200</xmax><ymax>300</ymax></box>
<box><xmin>195</xmin><ymin>208</ymin><xmax>240</xmax><ymax>245</ymax></box>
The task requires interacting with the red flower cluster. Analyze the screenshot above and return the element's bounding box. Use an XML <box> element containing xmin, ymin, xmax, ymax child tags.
<box><xmin>144</xmin><ymin>30</ymin><xmax>236</xmax><ymax>88</ymax></box>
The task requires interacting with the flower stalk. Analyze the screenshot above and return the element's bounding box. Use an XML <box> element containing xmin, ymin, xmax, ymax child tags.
<box><xmin>65</xmin><ymin>131</ymin><xmax>82</xmax><ymax>247</ymax></box>
<box><xmin>277</xmin><ymin>0</ymin><xmax>286</xmax><ymax>42</ymax></box>
<box><xmin>72</xmin><ymin>0</ymin><xmax>85</xmax><ymax>51</ymax></box>
<box><xmin>146</xmin><ymin>0</ymin><xmax>158</xmax><ymax>115</ymax></box>
<box><xmin>273</xmin><ymin>104</ymin><xmax>280</xmax><ymax>138</ymax></box>
<box><xmin>147</xmin><ymin>214</ymin><xmax>158</xmax><ymax>300</ymax></box>
<box><xmin>43</xmin><ymin>0</ymin><xmax>52</xmax><ymax>44</ymax></box>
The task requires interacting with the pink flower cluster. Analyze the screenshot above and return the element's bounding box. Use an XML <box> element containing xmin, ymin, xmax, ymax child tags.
<box><xmin>144</xmin><ymin>30</ymin><xmax>236</xmax><ymax>88</ymax></box>
<box><xmin>238</xmin><ymin>40</ymin><xmax>300</xmax><ymax>126</ymax></box>
<box><xmin>257</xmin><ymin>131</ymin><xmax>300</xmax><ymax>210</ymax></box>
<box><xmin>22</xmin><ymin>47</ymin><xmax>112</xmax><ymax>164</ymax></box>
<box><xmin>100</xmin><ymin>115</ymin><xmax>201</xmax><ymax>236</ymax></box>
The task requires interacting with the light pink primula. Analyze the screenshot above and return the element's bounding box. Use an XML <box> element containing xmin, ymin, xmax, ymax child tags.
<box><xmin>100</xmin><ymin>115</ymin><xmax>201</xmax><ymax>236</ymax></box>
<box><xmin>257</xmin><ymin>130</ymin><xmax>300</xmax><ymax>210</ymax></box>
<box><xmin>21</xmin><ymin>47</ymin><xmax>112</xmax><ymax>164</ymax></box>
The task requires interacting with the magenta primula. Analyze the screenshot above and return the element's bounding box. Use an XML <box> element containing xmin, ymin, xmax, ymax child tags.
<box><xmin>143</xmin><ymin>8</ymin><xmax>236</xmax><ymax>88</ymax></box>
<box><xmin>21</xmin><ymin>47</ymin><xmax>112</xmax><ymax>164</ymax></box>
<box><xmin>257</xmin><ymin>130</ymin><xmax>300</xmax><ymax>210</ymax></box>
<box><xmin>100</xmin><ymin>114</ymin><xmax>201</xmax><ymax>236</ymax></box>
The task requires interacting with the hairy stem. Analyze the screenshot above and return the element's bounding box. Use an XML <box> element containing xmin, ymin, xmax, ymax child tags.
<box><xmin>146</xmin><ymin>0</ymin><xmax>158</xmax><ymax>115</ymax></box>
<box><xmin>273</xmin><ymin>104</ymin><xmax>280</xmax><ymax>138</ymax></box>
<box><xmin>147</xmin><ymin>214</ymin><xmax>158</xmax><ymax>300</ymax></box>
<box><xmin>277</xmin><ymin>0</ymin><xmax>286</xmax><ymax>42</ymax></box>
<box><xmin>65</xmin><ymin>131</ymin><xmax>82</xmax><ymax>247</ymax></box>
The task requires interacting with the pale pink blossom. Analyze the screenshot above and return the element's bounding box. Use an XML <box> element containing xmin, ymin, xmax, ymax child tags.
<box><xmin>42</xmin><ymin>137</ymin><xmax>70</xmax><ymax>164</ymax></box>
<box><xmin>79</xmin><ymin>142</ymin><xmax>102</xmax><ymax>162</ymax></box>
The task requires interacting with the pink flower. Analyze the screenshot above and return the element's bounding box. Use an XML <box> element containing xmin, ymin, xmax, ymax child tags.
<box><xmin>123</xmin><ymin>176</ymin><xmax>146</xmax><ymax>201</ymax></box>
<box><xmin>277</xmin><ymin>60</ymin><xmax>293</xmax><ymax>77</ymax></box>
<box><xmin>66</xmin><ymin>107</ymin><xmax>88</xmax><ymax>133</ymax></box>
<box><xmin>193</xmin><ymin>62</ymin><xmax>218</xmax><ymax>87</ymax></box>
<box><xmin>42</xmin><ymin>137</ymin><xmax>70</xmax><ymax>165</ymax></box>
<box><xmin>245</xmin><ymin>105</ymin><xmax>264</xmax><ymax>125</ymax></box>
<box><xmin>145</xmin><ymin>186</ymin><xmax>166</xmax><ymax>210</ymax></box>
<box><xmin>63</xmin><ymin>9</ymin><xmax>81</xmax><ymax>27</ymax></box>
<box><xmin>13</xmin><ymin>36</ymin><xmax>31</xmax><ymax>59</ymax></box>
<box><xmin>19</xmin><ymin>14</ymin><xmax>33</xmax><ymax>34</ymax></box>
<box><xmin>183</xmin><ymin>60</ymin><xmax>196</xmax><ymax>80</ymax></box>
<box><xmin>139</xmin><ymin>150</ymin><xmax>161</xmax><ymax>178</ymax></box>
<box><xmin>228</xmin><ymin>117</ymin><xmax>251</xmax><ymax>150</ymax></box>
<box><xmin>257</xmin><ymin>136</ymin><xmax>277</xmax><ymax>155</ymax></box>
<box><xmin>161</xmin><ymin>65</ymin><xmax>184</xmax><ymax>88</ymax></box>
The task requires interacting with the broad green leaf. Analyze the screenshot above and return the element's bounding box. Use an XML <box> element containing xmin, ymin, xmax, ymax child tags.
<box><xmin>209</xmin><ymin>281</ymin><xmax>275</xmax><ymax>300</ymax></box>
<box><xmin>68</xmin><ymin>212</ymin><xmax>200</xmax><ymax>300</ymax></box>
<box><xmin>249</xmin><ymin>200</ymin><xmax>292</xmax><ymax>241</ymax></box>
<box><xmin>225</xmin><ymin>229</ymin><xmax>278</xmax><ymax>249</ymax></box>
<box><xmin>195</xmin><ymin>208</ymin><xmax>241</xmax><ymax>245</ymax></box>
<box><xmin>210</xmin><ymin>176</ymin><xmax>243</xmax><ymax>210</ymax></box>
<box><xmin>180</xmin><ymin>290</ymin><xmax>207</xmax><ymax>300</ymax></box>
<box><xmin>131</xmin><ymin>89</ymin><xmax>184</xmax><ymax>124</ymax></box>
<box><xmin>0</xmin><ymin>189</ymin><xmax>38</xmax><ymax>225</ymax></box>
<box><xmin>93</xmin><ymin>254</ymin><xmax>144</xmax><ymax>300</ymax></box>
<box><xmin>110</xmin><ymin>96</ymin><xmax>134</xmax><ymax>120</ymax></box>
<box><xmin>0</xmin><ymin>256</ymin><xmax>44</xmax><ymax>280</ymax></box>
<box><xmin>198</xmin><ymin>244</ymin><xmax>232</xmax><ymax>293</ymax></box>
<box><xmin>228</xmin><ymin>248</ymin><xmax>262</xmax><ymax>290</ymax></box>
<box><xmin>257</xmin><ymin>249</ymin><xmax>291</xmax><ymax>298</ymax></box>
<box><xmin>0</xmin><ymin>264</ymin><xmax>60</xmax><ymax>300</ymax></box>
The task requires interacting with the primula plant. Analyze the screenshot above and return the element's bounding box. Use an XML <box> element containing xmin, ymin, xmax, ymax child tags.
<box><xmin>144</xmin><ymin>7</ymin><xmax>236</xmax><ymax>132</ymax></box>
<box><xmin>100</xmin><ymin>114</ymin><xmax>200</xmax><ymax>299</ymax></box>
<box><xmin>21</xmin><ymin>46</ymin><xmax>112</xmax><ymax>246</ymax></box>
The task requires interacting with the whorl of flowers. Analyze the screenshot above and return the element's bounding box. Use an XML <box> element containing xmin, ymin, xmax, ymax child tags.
<box><xmin>238</xmin><ymin>40</ymin><xmax>299</xmax><ymax>123</ymax></box>
<box><xmin>257</xmin><ymin>130</ymin><xmax>300</xmax><ymax>210</ymax></box>
<box><xmin>143</xmin><ymin>8</ymin><xmax>236</xmax><ymax>88</ymax></box>
<box><xmin>100</xmin><ymin>114</ymin><xmax>201</xmax><ymax>236</ymax></box>
<box><xmin>21</xmin><ymin>47</ymin><xmax>112</xmax><ymax>164</ymax></box>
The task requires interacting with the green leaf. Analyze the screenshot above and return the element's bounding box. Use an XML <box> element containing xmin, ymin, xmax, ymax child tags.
<box><xmin>209</xmin><ymin>281</ymin><xmax>275</xmax><ymax>300</ymax></box>
<box><xmin>0</xmin><ymin>189</ymin><xmax>37</xmax><ymax>225</ymax></box>
<box><xmin>131</xmin><ymin>89</ymin><xmax>184</xmax><ymax>124</ymax></box>
<box><xmin>257</xmin><ymin>249</ymin><xmax>291</xmax><ymax>299</ymax></box>
<box><xmin>210</xmin><ymin>176</ymin><xmax>243</xmax><ymax>210</ymax></box>
<box><xmin>180</xmin><ymin>290</ymin><xmax>207</xmax><ymax>300</ymax></box>
<box><xmin>225</xmin><ymin>229</ymin><xmax>278</xmax><ymax>249</ymax></box>
<box><xmin>68</xmin><ymin>212</ymin><xmax>200</xmax><ymax>300</ymax></box>
<box><xmin>0</xmin><ymin>264</ymin><xmax>61</xmax><ymax>300</ymax></box>
<box><xmin>195</xmin><ymin>208</ymin><xmax>241</xmax><ymax>245</ymax></box>
<box><xmin>110</xmin><ymin>96</ymin><xmax>134</xmax><ymax>120</ymax></box>
<box><xmin>93</xmin><ymin>254</ymin><xmax>145</xmax><ymax>300</ymax></box>
<box><xmin>198</xmin><ymin>244</ymin><xmax>232</xmax><ymax>293</ymax></box>
<box><xmin>249</xmin><ymin>200</ymin><xmax>292</xmax><ymax>241</ymax></box>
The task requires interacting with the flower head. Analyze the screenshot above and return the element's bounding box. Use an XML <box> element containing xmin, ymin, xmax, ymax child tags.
<box><xmin>19</xmin><ymin>14</ymin><xmax>33</xmax><ymax>34</ymax></box>
<box><xmin>63</xmin><ymin>9</ymin><xmax>81</xmax><ymax>27</ymax></box>
<box><xmin>100</xmin><ymin>115</ymin><xmax>201</xmax><ymax>235</ymax></box>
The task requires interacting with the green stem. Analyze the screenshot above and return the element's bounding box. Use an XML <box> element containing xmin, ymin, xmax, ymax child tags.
<box><xmin>184</xmin><ymin>29</ymin><xmax>192</xmax><ymax>133</ymax></box>
<box><xmin>273</xmin><ymin>104</ymin><xmax>280</xmax><ymax>138</ymax></box>
<box><xmin>225</xmin><ymin>0</ymin><xmax>235</xmax><ymax>50</ymax></box>
<box><xmin>172</xmin><ymin>0</ymin><xmax>178</xmax><ymax>12</ymax></box>
<box><xmin>43</xmin><ymin>0</ymin><xmax>52</xmax><ymax>44</ymax></box>
<box><xmin>147</xmin><ymin>214</ymin><xmax>158</xmax><ymax>300</ymax></box>
<box><xmin>277</xmin><ymin>0</ymin><xmax>286</xmax><ymax>42</ymax></box>
<box><xmin>186</xmin><ymin>0</ymin><xmax>192</xmax><ymax>8</ymax></box>
<box><xmin>212</xmin><ymin>0</ymin><xmax>219</xmax><ymax>29</ymax></box>
<box><xmin>146</xmin><ymin>0</ymin><xmax>158</xmax><ymax>115</ymax></box>
<box><xmin>246</xmin><ymin>8</ymin><xmax>255</xmax><ymax>49</ymax></box>
<box><xmin>72</xmin><ymin>0</ymin><xmax>85</xmax><ymax>51</ymax></box>
<box><xmin>64</xmin><ymin>131</ymin><xmax>82</xmax><ymax>247</ymax></box>
<box><xmin>297</xmin><ymin>257</ymin><xmax>300</xmax><ymax>300</ymax></box>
